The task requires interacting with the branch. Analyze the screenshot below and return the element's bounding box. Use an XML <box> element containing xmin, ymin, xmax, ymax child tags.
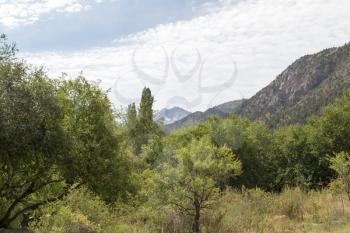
<box><xmin>168</xmin><ymin>201</ymin><xmax>195</xmax><ymax>216</ymax></box>
<box><xmin>5</xmin><ymin>183</ymin><xmax>82</xmax><ymax>226</ymax></box>
<box><xmin>0</xmin><ymin>182</ymin><xmax>35</xmax><ymax>224</ymax></box>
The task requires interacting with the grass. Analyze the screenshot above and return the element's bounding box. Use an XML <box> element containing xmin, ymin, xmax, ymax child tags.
<box><xmin>30</xmin><ymin>186</ymin><xmax>350</xmax><ymax>233</ymax></box>
<box><xmin>199</xmin><ymin>187</ymin><xmax>350</xmax><ymax>233</ymax></box>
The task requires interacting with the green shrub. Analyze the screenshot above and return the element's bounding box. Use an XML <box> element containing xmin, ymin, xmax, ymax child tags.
<box><xmin>29</xmin><ymin>187</ymin><xmax>113</xmax><ymax>233</ymax></box>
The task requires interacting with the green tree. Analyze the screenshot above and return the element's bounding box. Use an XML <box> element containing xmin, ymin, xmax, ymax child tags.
<box><xmin>127</xmin><ymin>103</ymin><xmax>137</xmax><ymax>133</ymax></box>
<box><xmin>308</xmin><ymin>91</ymin><xmax>350</xmax><ymax>155</ymax></box>
<box><xmin>0</xmin><ymin>65</ymin><xmax>132</xmax><ymax>227</ymax></box>
<box><xmin>57</xmin><ymin>77</ymin><xmax>136</xmax><ymax>202</ymax></box>
<box><xmin>207</xmin><ymin>115</ymin><xmax>274</xmax><ymax>189</ymax></box>
<box><xmin>126</xmin><ymin>103</ymin><xmax>138</xmax><ymax>152</ymax></box>
<box><xmin>140</xmin><ymin>134</ymin><xmax>164</xmax><ymax>168</ymax></box>
<box><xmin>139</xmin><ymin>87</ymin><xmax>154</xmax><ymax>131</ymax></box>
<box><xmin>271</xmin><ymin>125</ymin><xmax>323</xmax><ymax>190</ymax></box>
<box><xmin>0</xmin><ymin>34</ymin><xmax>16</xmax><ymax>63</ymax></box>
<box><xmin>158</xmin><ymin>137</ymin><xmax>241</xmax><ymax>232</ymax></box>
<box><xmin>127</xmin><ymin>87</ymin><xmax>161</xmax><ymax>155</ymax></box>
<box><xmin>134</xmin><ymin>87</ymin><xmax>157</xmax><ymax>154</ymax></box>
<box><xmin>0</xmin><ymin>63</ymin><xmax>68</xmax><ymax>228</ymax></box>
<box><xmin>329</xmin><ymin>152</ymin><xmax>350</xmax><ymax>200</ymax></box>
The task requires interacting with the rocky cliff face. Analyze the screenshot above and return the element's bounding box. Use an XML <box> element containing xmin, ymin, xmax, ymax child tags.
<box><xmin>239</xmin><ymin>43</ymin><xmax>350</xmax><ymax>127</ymax></box>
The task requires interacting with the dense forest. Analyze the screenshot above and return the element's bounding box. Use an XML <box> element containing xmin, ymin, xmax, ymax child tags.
<box><xmin>2</xmin><ymin>35</ymin><xmax>350</xmax><ymax>233</ymax></box>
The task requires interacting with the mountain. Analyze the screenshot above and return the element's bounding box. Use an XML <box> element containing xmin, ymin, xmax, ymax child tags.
<box><xmin>164</xmin><ymin>42</ymin><xmax>350</xmax><ymax>131</ymax></box>
<box><xmin>238</xmin><ymin>42</ymin><xmax>350</xmax><ymax>128</ymax></box>
<box><xmin>165</xmin><ymin>99</ymin><xmax>245</xmax><ymax>131</ymax></box>
<box><xmin>155</xmin><ymin>107</ymin><xmax>191</xmax><ymax>125</ymax></box>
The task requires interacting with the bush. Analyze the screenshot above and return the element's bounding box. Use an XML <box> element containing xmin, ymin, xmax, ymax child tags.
<box><xmin>29</xmin><ymin>187</ymin><xmax>113</xmax><ymax>233</ymax></box>
<box><xmin>32</xmin><ymin>207</ymin><xmax>101</xmax><ymax>233</ymax></box>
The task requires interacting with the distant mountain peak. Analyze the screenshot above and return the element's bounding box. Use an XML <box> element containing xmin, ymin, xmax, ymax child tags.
<box><xmin>155</xmin><ymin>106</ymin><xmax>191</xmax><ymax>125</ymax></box>
<box><xmin>164</xmin><ymin>99</ymin><xmax>246</xmax><ymax>131</ymax></box>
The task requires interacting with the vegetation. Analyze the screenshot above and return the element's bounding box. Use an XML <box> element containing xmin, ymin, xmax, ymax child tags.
<box><xmin>329</xmin><ymin>152</ymin><xmax>350</xmax><ymax>200</ymax></box>
<box><xmin>2</xmin><ymin>35</ymin><xmax>350</xmax><ymax>232</ymax></box>
<box><xmin>155</xmin><ymin>137</ymin><xmax>241</xmax><ymax>232</ymax></box>
<box><xmin>239</xmin><ymin>42</ymin><xmax>350</xmax><ymax>128</ymax></box>
<box><xmin>0</xmin><ymin>36</ymin><xmax>135</xmax><ymax>228</ymax></box>
<box><xmin>28</xmin><ymin>187</ymin><xmax>350</xmax><ymax>233</ymax></box>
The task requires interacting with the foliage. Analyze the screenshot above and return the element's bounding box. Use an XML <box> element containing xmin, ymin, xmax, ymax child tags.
<box><xmin>271</xmin><ymin>125</ymin><xmax>321</xmax><ymax>190</ymax></box>
<box><xmin>126</xmin><ymin>87</ymin><xmax>162</xmax><ymax>155</ymax></box>
<box><xmin>4</xmin><ymin>34</ymin><xmax>350</xmax><ymax>233</ymax></box>
<box><xmin>156</xmin><ymin>137</ymin><xmax>241</xmax><ymax>232</ymax></box>
<box><xmin>0</xmin><ymin>34</ymin><xmax>16</xmax><ymax>63</ymax></box>
<box><xmin>0</xmin><ymin>65</ymin><xmax>133</xmax><ymax>227</ymax></box>
<box><xmin>0</xmin><ymin>62</ymin><xmax>69</xmax><ymax>228</ymax></box>
<box><xmin>36</xmin><ymin>186</ymin><xmax>350</xmax><ymax>233</ymax></box>
<box><xmin>207</xmin><ymin>115</ymin><xmax>274</xmax><ymax>189</ymax></box>
<box><xmin>329</xmin><ymin>152</ymin><xmax>350</xmax><ymax>200</ymax></box>
<box><xmin>30</xmin><ymin>187</ymin><xmax>111</xmax><ymax>233</ymax></box>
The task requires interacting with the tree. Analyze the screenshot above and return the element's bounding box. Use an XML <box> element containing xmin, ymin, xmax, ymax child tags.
<box><xmin>308</xmin><ymin>91</ymin><xmax>350</xmax><ymax>155</ymax></box>
<box><xmin>0</xmin><ymin>65</ymin><xmax>131</xmax><ymax>227</ymax></box>
<box><xmin>138</xmin><ymin>87</ymin><xmax>154</xmax><ymax>131</ymax></box>
<box><xmin>271</xmin><ymin>125</ymin><xmax>323</xmax><ymax>190</ymax></box>
<box><xmin>126</xmin><ymin>103</ymin><xmax>138</xmax><ymax>152</ymax></box>
<box><xmin>158</xmin><ymin>137</ymin><xmax>241</xmax><ymax>232</ymax></box>
<box><xmin>0</xmin><ymin>63</ymin><xmax>69</xmax><ymax>228</ymax></box>
<box><xmin>140</xmin><ymin>134</ymin><xmax>164</xmax><ymax>168</ymax></box>
<box><xmin>0</xmin><ymin>34</ymin><xmax>16</xmax><ymax>63</ymax></box>
<box><xmin>127</xmin><ymin>103</ymin><xmax>137</xmax><ymax>133</ymax></box>
<box><xmin>134</xmin><ymin>87</ymin><xmax>157</xmax><ymax>154</ymax></box>
<box><xmin>126</xmin><ymin>87</ymin><xmax>161</xmax><ymax>155</ymax></box>
<box><xmin>207</xmin><ymin>115</ymin><xmax>274</xmax><ymax>189</ymax></box>
<box><xmin>57</xmin><ymin>76</ymin><xmax>136</xmax><ymax>202</ymax></box>
<box><xmin>329</xmin><ymin>152</ymin><xmax>350</xmax><ymax>200</ymax></box>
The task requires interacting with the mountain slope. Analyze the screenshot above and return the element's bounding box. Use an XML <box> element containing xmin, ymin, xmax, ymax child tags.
<box><xmin>238</xmin><ymin>42</ymin><xmax>350</xmax><ymax>128</ymax></box>
<box><xmin>155</xmin><ymin>107</ymin><xmax>191</xmax><ymax>125</ymax></box>
<box><xmin>165</xmin><ymin>99</ymin><xmax>245</xmax><ymax>131</ymax></box>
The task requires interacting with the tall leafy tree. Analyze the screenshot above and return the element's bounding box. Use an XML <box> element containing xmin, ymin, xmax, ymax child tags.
<box><xmin>57</xmin><ymin>77</ymin><xmax>135</xmax><ymax>202</ymax></box>
<box><xmin>126</xmin><ymin>103</ymin><xmax>138</xmax><ymax>151</ymax></box>
<box><xmin>127</xmin><ymin>103</ymin><xmax>137</xmax><ymax>133</ymax></box>
<box><xmin>156</xmin><ymin>137</ymin><xmax>241</xmax><ymax>232</ymax></box>
<box><xmin>0</xmin><ymin>63</ymin><xmax>132</xmax><ymax>227</ymax></box>
<box><xmin>309</xmin><ymin>91</ymin><xmax>350</xmax><ymax>155</ymax></box>
<box><xmin>207</xmin><ymin>115</ymin><xmax>274</xmax><ymax>189</ymax></box>
<box><xmin>128</xmin><ymin>87</ymin><xmax>161</xmax><ymax>155</ymax></box>
<box><xmin>0</xmin><ymin>63</ymin><xmax>68</xmax><ymax>228</ymax></box>
<box><xmin>271</xmin><ymin>125</ymin><xmax>322</xmax><ymax>190</ymax></box>
<box><xmin>138</xmin><ymin>87</ymin><xmax>154</xmax><ymax>131</ymax></box>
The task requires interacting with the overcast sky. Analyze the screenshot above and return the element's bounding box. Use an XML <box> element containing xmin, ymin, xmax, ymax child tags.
<box><xmin>1</xmin><ymin>0</ymin><xmax>350</xmax><ymax>111</ymax></box>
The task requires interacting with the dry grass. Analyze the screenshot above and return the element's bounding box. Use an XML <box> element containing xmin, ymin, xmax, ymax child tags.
<box><xmin>30</xmin><ymin>187</ymin><xmax>350</xmax><ymax>233</ymax></box>
<box><xmin>199</xmin><ymin>187</ymin><xmax>350</xmax><ymax>233</ymax></box>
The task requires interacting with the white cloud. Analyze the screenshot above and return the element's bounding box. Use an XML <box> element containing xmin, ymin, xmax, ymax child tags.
<box><xmin>0</xmin><ymin>0</ymin><xmax>91</xmax><ymax>28</ymax></box>
<box><xmin>21</xmin><ymin>0</ymin><xmax>350</xmax><ymax>111</ymax></box>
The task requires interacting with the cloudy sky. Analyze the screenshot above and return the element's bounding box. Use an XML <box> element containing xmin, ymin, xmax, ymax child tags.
<box><xmin>1</xmin><ymin>0</ymin><xmax>350</xmax><ymax>111</ymax></box>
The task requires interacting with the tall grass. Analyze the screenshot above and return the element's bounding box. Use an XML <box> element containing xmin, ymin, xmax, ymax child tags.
<box><xmin>30</xmin><ymin>186</ymin><xmax>350</xmax><ymax>233</ymax></box>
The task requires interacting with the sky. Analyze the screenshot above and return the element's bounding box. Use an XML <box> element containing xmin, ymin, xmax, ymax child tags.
<box><xmin>1</xmin><ymin>0</ymin><xmax>350</xmax><ymax>111</ymax></box>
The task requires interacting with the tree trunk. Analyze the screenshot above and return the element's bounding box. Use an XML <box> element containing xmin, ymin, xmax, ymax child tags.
<box><xmin>192</xmin><ymin>201</ymin><xmax>201</xmax><ymax>232</ymax></box>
